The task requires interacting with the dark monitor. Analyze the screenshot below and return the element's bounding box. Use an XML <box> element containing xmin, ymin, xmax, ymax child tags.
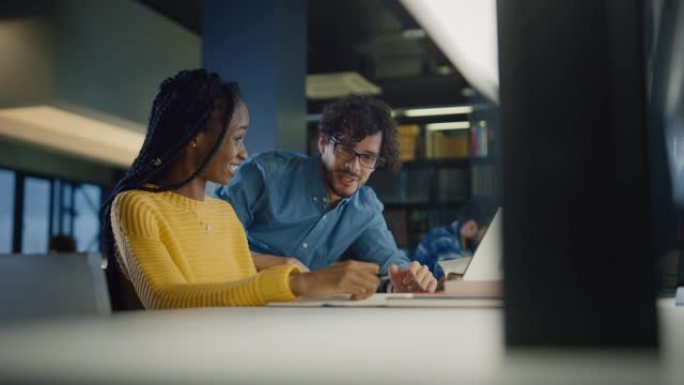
<box><xmin>498</xmin><ymin>0</ymin><xmax>658</xmax><ymax>346</ymax></box>
<box><xmin>649</xmin><ymin>1</ymin><xmax>684</xmax><ymax>209</ymax></box>
<box><xmin>646</xmin><ymin>0</ymin><xmax>684</xmax><ymax>289</ymax></box>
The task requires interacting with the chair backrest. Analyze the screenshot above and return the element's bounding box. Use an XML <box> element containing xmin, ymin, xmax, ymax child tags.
<box><xmin>0</xmin><ymin>253</ymin><xmax>111</xmax><ymax>320</ymax></box>
<box><xmin>104</xmin><ymin>255</ymin><xmax>144</xmax><ymax>311</ymax></box>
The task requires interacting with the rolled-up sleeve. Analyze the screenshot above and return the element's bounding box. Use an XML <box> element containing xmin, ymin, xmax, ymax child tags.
<box><xmin>351</xmin><ymin>211</ymin><xmax>411</xmax><ymax>274</ymax></box>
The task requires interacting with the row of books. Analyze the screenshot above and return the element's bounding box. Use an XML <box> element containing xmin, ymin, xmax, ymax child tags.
<box><xmin>397</xmin><ymin>121</ymin><xmax>491</xmax><ymax>161</ymax></box>
<box><xmin>470</xmin><ymin>120</ymin><xmax>489</xmax><ymax>157</ymax></box>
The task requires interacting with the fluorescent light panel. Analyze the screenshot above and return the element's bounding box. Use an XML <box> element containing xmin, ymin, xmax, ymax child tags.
<box><xmin>404</xmin><ymin>106</ymin><xmax>473</xmax><ymax>117</ymax></box>
<box><xmin>0</xmin><ymin>105</ymin><xmax>144</xmax><ymax>167</ymax></box>
<box><xmin>306</xmin><ymin>72</ymin><xmax>382</xmax><ymax>100</ymax></box>
<box><xmin>426</xmin><ymin>121</ymin><xmax>471</xmax><ymax>131</ymax></box>
<box><xmin>400</xmin><ymin>0</ymin><xmax>499</xmax><ymax>103</ymax></box>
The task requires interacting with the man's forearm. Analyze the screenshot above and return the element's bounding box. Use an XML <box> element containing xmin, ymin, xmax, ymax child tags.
<box><xmin>251</xmin><ymin>252</ymin><xmax>310</xmax><ymax>272</ymax></box>
<box><xmin>251</xmin><ymin>252</ymin><xmax>286</xmax><ymax>271</ymax></box>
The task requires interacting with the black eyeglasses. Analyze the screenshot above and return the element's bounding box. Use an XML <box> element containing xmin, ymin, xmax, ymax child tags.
<box><xmin>330</xmin><ymin>138</ymin><xmax>386</xmax><ymax>169</ymax></box>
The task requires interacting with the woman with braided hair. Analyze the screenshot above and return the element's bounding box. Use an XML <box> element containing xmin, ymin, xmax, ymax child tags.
<box><xmin>101</xmin><ymin>69</ymin><xmax>381</xmax><ymax>309</ymax></box>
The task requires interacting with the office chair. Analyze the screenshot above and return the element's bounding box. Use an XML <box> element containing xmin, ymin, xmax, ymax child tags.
<box><xmin>105</xmin><ymin>255</ymin><xmax>144</xmax><ymax>311</ymax></box>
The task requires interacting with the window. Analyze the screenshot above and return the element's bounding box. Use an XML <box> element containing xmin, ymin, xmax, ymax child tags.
<box><xmin>61</xmin><ymin>182</ymin><xmax>73</xmax><ymax>235</ymax></box>
<box><xmin>73</xmin><ymin>184</ymin><xmax>102</xmax><ymax>252</ymax></box>
<box><xmin>0</xmin><ymin>169</ymin><xmax>106</xmax><ymax>254</ymax></box>
<box><xmin>21</xmin><ymin>177</ymin><xmax>51</xmax><ymax>254</ymax></box>
<box><xmin>0</xmin><ymin>169</ymin><xmax>15</xmax><ymax>253</ymax></box>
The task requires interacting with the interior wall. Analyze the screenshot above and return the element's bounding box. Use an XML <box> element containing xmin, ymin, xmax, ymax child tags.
<box><xmin>0</xmin><ymin>139</ymin><xmax>118</xmax><ymax>185</ymax></box>
<box><xmin>0</xmin><ymin>14</ymin><xmax>53</xmax><ymax>107</ymax></box>
<box><xmin>53</xmin><ymin>0</ymin><xmax>201</xmax><ymax>127</ymax></box>
<box><xmin>0</xmin><ymin>0</ymin><xmax>202</xmax><ymax>183</ymax></box>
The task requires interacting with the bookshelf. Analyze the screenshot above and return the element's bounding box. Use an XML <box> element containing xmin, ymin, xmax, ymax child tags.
<box><xmin>369</xmin><ymin>124</ymin><xmax>498</xmax><ymax>253</ymax></box>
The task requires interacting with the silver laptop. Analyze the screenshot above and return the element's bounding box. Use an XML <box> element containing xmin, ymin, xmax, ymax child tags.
<box><xmin>437</xmin><ymin>207</ymin><xmax>503</xmax><ymax>281</ymax></box>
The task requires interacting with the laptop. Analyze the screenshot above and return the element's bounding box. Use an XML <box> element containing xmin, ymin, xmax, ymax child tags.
<box><xmin>437</xmin><ymin>207</ymin><xmax>503</xmax><ymax>281</ymax></box>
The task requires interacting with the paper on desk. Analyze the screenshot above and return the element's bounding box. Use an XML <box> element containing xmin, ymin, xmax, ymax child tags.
<box><xmin>387</xmin><ymin>293</ymin><xmax>502</xmax><ymax>308</ymax></box>
<box><xmin>268</xmin><ymin>292</ymin><xmax>503</xmax><ymax>308</ymax></box>
<box><xmin>267</xmin><ymin>293</ymin><xmax>414</xmax><ymax>307</ymax></box>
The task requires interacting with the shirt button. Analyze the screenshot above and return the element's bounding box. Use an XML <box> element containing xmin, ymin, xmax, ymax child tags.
<box><xmin>313</xmin><ymin>197</ymin><xmax>318</xmax><ymax>202</ymax></box>
<box><xmin>302</xmin><ymin>242</ymin><xmax>308</xmax><ymax>249</ymax></box>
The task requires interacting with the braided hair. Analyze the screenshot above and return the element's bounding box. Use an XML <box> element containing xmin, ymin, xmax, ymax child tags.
<box><xmin>100</xmin><ymin>69</ymin><xmax>242</xmax><ymax>266</ymax></box>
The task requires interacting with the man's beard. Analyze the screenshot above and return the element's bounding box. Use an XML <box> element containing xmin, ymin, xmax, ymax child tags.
<box><xmin>324</xmin><ymin>167</ymin><xmax>361</xmax><ymax>199</ymax></box>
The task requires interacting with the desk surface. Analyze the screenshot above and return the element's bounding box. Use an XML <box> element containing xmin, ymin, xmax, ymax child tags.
<box><xmin>0</xmin><ymin>299</ymin><xmax>682</xmax><ymax>385</ymax></box>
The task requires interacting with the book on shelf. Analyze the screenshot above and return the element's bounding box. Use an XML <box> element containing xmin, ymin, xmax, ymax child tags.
<box><xmin>398</xmin><ymin>124</ymin><xmax>420</xmax><ymax>161</ymax></box>
<box><xmin>470</xmin><ymin>120</ymin><xmax>489</xmax><ymax>157</ymax></box>
<box><xmin>426</xmin><ymin>130</ymin><xmax>469</xmax><ymax>159</ymax></box>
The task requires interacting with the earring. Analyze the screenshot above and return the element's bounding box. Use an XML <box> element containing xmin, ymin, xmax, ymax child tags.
<box><xmin>190</xmin><ymin>141</ymin><xmax>197</xmax><ymax>148</ymax></box>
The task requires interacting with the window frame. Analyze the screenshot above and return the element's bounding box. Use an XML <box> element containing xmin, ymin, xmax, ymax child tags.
<box><xmin>0</xmin><ymin>167</ymin><xmax>106</xmax><ymax>254</ymax></box>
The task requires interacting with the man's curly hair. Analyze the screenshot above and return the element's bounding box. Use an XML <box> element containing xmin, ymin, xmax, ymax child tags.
<box><xmin>319</xmin><ymin>95</ymin><xmax>400</xmax><ymax>171</ymax></box>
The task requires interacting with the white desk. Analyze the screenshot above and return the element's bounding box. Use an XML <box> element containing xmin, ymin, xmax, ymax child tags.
<box><xmin>0</xmin><ymin>299</ymin><xmax>682</xmax><ymax>384</ymax></box>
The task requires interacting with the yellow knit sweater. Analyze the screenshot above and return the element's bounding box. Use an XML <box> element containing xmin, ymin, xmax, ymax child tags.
<box><xmin>111</xmin><ymin>189</ymin><xmax>299</xmax><ymax>309</ymax></box>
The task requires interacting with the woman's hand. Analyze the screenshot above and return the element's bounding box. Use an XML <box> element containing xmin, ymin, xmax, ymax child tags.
<box><xmin>289</xmin><ymin>260</ymin><xmax>380</xmax><ymax>300</ymax></box>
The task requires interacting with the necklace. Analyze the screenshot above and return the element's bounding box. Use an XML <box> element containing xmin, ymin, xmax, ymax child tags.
<box><xmin>189</xmin><ymin>207</ymin><xmax>213</xmax><ymax>234</ymax></box>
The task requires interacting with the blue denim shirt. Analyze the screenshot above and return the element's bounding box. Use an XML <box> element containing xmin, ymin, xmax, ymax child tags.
<box><xmin>216</xmin><ymin>151</ymin><xmax>410</xmax><ymax>274</ymax></box>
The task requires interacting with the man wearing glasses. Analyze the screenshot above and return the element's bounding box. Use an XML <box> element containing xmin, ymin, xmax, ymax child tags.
<box><xmin>217</xmin><ymin>95</ymin><xmax>437</xmax><ymax>294</ymax></box>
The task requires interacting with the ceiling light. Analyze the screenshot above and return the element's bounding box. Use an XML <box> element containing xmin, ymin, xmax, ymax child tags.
<box><xmin>403</xmin><ymin>106</ymin><xmax>473</xmax><ymax>117</ymax></box>
<box><xmin>400</xmin><ymin>0</ymin><xmax>499</xmax><ymax>102</ymax></box>
<box><xmin>436</xmin><ymin>65</ymin><xmax>454</xmax><ymax>76</ymax></box>
<box><xmin>306</xmin><ymin>72</ymin><xmax>381</xmax><ymax>100</ymax></box>
<box><xmin>0</xmin><ymin>105</ymin><xmax>144</xmax><ymax>167</ymax></box>
<box><xmin>461</xmin><ymin>87</ymin><xmax>477</xmax><ymax>97</ymax></box>
<box><xmin>426</xmin><ymin>121</ymin><xmax>471</xmax><ymax>131</ymax></box>
<box><xmin>402</xmin><ymin>28</ymin><xmax>426</xmax><ymax>40</ymax></box>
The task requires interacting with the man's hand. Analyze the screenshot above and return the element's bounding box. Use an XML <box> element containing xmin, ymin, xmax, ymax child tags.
<box><xmin>388</xmin><ymin>261</ymin><xmax>437</xmax><ymax>293</ymax></box>
<box><xmin>289</xmin><ymin>260</ymin><xmax>380</xmax><ymax>300</ymax></box>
